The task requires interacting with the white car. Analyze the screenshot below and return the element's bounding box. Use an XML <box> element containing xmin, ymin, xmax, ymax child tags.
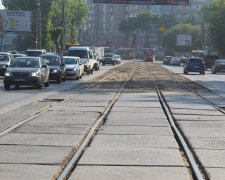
<box><xmin>169</xmin><ymin>57</ymin><xmax>180</xmax><ymax>66</ymax></box>
<box><xmin>63</xmin><ymin>56</ymin><xmax>84</xmax><ymax>80</ymax></box>
<box><xmin>115</xmin><ymin>55</ymin><xmax>121</xmax><ymax>64</ymax></box>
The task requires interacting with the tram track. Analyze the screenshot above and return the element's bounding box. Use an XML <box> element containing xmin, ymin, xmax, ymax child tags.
<box><xmin>0</xmin><ymin>63</ymin><xmax>128</xmax><ymax>137</ymax></box>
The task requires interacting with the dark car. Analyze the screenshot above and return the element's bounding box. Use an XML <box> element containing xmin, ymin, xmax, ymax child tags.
<box><xmin>40</xmin><ymin>53</ymin><xmax>66</xmax><ymax>83</ymax></box>
<box><xmin>4</xmin><ymin>57</ymin><xmax>50</xmax><ymax>90</ymax></box>
<box><xmin>212</xmin><ymin>59</ymin><xmax>225</xmax><ymax>74</ymax></box>
<box><xmin>0</xmin><ymin>52</ymin><xmax>14</xmax><ymax>76</ymax></box>
<box><xmin>183</xmin><ymin>57</ymin><xmax>205</xmax><ymax>75</ymax></box>
<box><xmin>102</xmin><ymin>53</ymin><xmax>117</xmax><ymax>66</ymax></box>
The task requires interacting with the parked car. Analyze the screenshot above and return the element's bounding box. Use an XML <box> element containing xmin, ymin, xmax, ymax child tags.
<box><xmin>0</xmin><ymin>52</ymin><xmax>14</xmax><ymax>76</ymax></box>
<box><xmin>212</xmin><ymin>59</ymin><xmax>225</xmax><ymax>74</ymax></box>
<box><xmin>63</xmin><ymin>56</ymin><xmax>84</xmax><ymax>80</ymax></box>
<box><xmin>115</xmin><ymin>55</ymin><xmax>121</xmax><ymax>64</ymax></box>
<box><xmin>93</xmin><ymin>54</ymin><xmax>100</xmax><ymax>71</ymax></box>
<box><xmin>3</xmin><ymin>57</ymin><xmax>50</xmax><ymax>90</ymax></box>
<box><xmin>102</xmin><ymin>53</ymin><xmax>117</xmax><ymax>65</ymax></box>
<box><xmin>40</xmin><ymin>53</ymin><xmax>66</xmax><ymax>83</ymax></box>
<box><xmin>180</xmin><ymin>56</ymin><xmax>187</xmax><ymax>63</ymax></box>
<box><xmin>183</xmin><ymin>57</ymin><xmax>205</xmax><ymax>75</ymax></box>
<box><xmin>169</xmin><ymin>57</ymin><xmax>180</xmax><ymax>66</ymax></box>
<box><xmin>25</xmin><ymin>49</ymin><xmax>46</xmax><ymax>57</ymax></box>
<box><xmin>163</xmin><ymin>56</ymin><xmax>172</xmax><ymax>64</ymax></box>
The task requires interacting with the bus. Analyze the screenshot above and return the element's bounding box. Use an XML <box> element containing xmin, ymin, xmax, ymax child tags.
<box><xmin>144</xmin><ymin>48</ymin><xmax>155</xmax><ymax>62</ymax></box>
<box><xmin>118</xmin><ymin>48</ymin><xmax>135</xmax><ymax>60</ymax></box>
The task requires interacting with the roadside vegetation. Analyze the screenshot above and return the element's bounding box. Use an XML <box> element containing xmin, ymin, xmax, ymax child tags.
<box><xmin>2</xmin><ymin>0</ymin><xmax>88</xmax><ymax>51</ymax></box>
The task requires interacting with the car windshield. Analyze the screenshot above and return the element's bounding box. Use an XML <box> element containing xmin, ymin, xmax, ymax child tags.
<box><xmin>10</xmin><ymin>58</ymin><xmax>40</xmax><ymax>68</ymax></box>
<box><xmin>67</xmin><ymin>50</ymin><xmax>87</xmax><ymax>58</ymax></box>
<box><xmin>26</xmin><ymin>51</ymin><xmax>42</xmax><ymax>57</ymax></box>
<box><xmin>42</xmin><ymin>57</ymin><xmax>60</xmax><ymax>66</ymax></box>
<box><xmin>104</xmin><ymin>54</ymin><xmax>113</xmax><ymax>57</ymax></box>
<box><xmin>215</xmin><ymin>59</ymin><xmax>225</xmax><ymax>64</ymax></box>
<box><xmin>0</xmin><ymin>54</ymin><xmax>10</xmax><ymax>61</ymax></box>
<box><xmin>189</xmin><ymin>58</ymin><xmax>202</xmax><ymax>62</ymax></box>
<box><xmin>64</xmin><ymin>58</ymin><xmax>77</xmax><ymax>64</ymax></box>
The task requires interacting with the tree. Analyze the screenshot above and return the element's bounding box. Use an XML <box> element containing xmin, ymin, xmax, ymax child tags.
<box><xmin>162</xmin><ymin>24</ymin><xmax>202</xmax><ymax>52</ymax></box>
<box><xmin>2</xmin><ymin>0</ymin><xmax>88</xmax><ymax>52</ymax></box>
<box><xmin>118</xmin><ymin>11</ymin><xmax>159</xmax><ymax>48</ymax></box>
<box><xmin>201</xmin><ymin>0</ymin><xmax>225</xmax><ymax>55</ymax></box>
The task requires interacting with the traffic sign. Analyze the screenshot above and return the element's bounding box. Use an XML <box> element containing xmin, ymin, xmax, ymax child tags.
<box><xmin>93</xmin><ymin>0</ymin><xmax>189</xmax><ymax>5</ymax></box>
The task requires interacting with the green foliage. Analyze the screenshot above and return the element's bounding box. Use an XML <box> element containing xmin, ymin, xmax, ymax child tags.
<box><xmin>201</xmin><ymin>0</ymin><xmax>225</xmax><ymax>55</ymax></box>
<box><xmin>2</xmin><ymin>0</ymin><xmax>88</xmax><ymax>51</ymax></box>
<box><xmin>118</xmin><ymin>11</ymin><xmax>159</xmax><ymax>48</ymax></box>
<box><xmin>162</xmin><ymin>24</ymin><xmax>202</xmax><ymax>51</ymax></box>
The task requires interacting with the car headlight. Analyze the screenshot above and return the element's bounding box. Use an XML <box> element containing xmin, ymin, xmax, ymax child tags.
<box><xmin>31</xmin><ymin>72</ymin><xmax>40</xmax><ymax>77</ymax></box>
<box><xmin>5</xmin><ymin>72</ymin><xmax>11</xmax><ymax>77</ymax></box>
<box><xmin>73</xmin><ymin>68</ymin><xmax>77</xmax><ymax>71</ymax></box>
<box><xmin>53</xmin><ymin>69</ymin><xmax>58</xmax><ymax>73</ymax></box>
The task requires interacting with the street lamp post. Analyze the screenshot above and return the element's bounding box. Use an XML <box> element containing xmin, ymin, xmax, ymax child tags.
<box><xmin>37</xmin><ymin>0</ymin><xmax>41</xmax><ymax>49</ymax></box>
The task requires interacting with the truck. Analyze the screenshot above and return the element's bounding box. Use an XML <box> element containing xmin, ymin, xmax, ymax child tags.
<box><xmin>94</xmin><ymin>47</ymin><xmax>104</xmax><ymax>63</ymax></box>
<box><xmin>67</xmin><ymin>46</ymin><xmax>95</xmax><ymax>75</ymax></box>
<box><xmin>203</xmin><ymin>49</ymin><xmax>220</xmax><ymax>69</ymax></box>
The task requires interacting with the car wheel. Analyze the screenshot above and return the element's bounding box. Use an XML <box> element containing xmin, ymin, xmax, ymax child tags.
<box><xmin>202</xmin><ymin>71</ymin><xmax>205</xmax><ymax>75</ymax></box>
<box><xmin>57</xmin><ymin>77</ymin><xmax>62</xmax><ymax>84</ymax></box>
<box><xmin>183</xmin><ymin>70</ymin><xmax>188</xmax><ymax>74</ymax></box>
<box><xmin>37</xmin><ymin>83</ymin><xmax>42</xmax><ymax>89</ymax></box>
<box><xmin>15</xmin><ymin>85</ymin><xmax>20</xmax><ymax>89</ymax></box>
<box><xmin>87</xmin><ymin>69</ymin><xmax>90</xmax><ymax>75</ymax></box>
<box><xmin>44</xmin><ymin>78</ymin><xmax>50</xmax><ymax>87</ymax></box>
<box><xmin>76</xmin><ymin>75</ymin><xmax>80</xmax><ymax>80</ymax></box>
<box><xmin>4</xmin><ymin>84</ymin><xmax>10</xmax><ymax>90</ymax></box>
<box><xmin>90</xmin><ymin>68</ymin><xmax>93</xmax><ymax>74</ymax></box>
<box><xmin>62</xmin><ymin>75</ymin><xmax>66</xmax><ymax>82</ymax></box>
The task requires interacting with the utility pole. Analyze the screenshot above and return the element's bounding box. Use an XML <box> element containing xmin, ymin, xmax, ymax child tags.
<box><xmin>37</xmin><ymin>0</ymin><xmax>41</xmax><ymax>49</ymax></box>
<box><xmin>61</xmin><ymin>0</ymin><xmax>65</xmax><ymax>56</ymax></box>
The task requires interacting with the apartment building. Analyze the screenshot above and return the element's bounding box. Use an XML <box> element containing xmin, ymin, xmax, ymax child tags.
<box><xmin>79</xmin><ymin>0</ymin><xmax>211</xmax><ymax>52</ymax></box>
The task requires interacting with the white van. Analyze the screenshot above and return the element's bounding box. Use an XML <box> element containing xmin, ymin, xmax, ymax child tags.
<box><xmin>67</xmin><ymin>46</ymin><xmax>94</xmax><ymax>75</ymax></box>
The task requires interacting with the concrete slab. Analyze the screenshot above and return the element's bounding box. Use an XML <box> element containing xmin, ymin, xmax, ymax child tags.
<box><xmin>181</xmin><ymin>127</ymin><xmax>225</xmax><ymax>138</ymax></box>
<box><xmin>98</xmin><ymin>126</ymin><xmax>173</xmax><ymax>136</ymax></box>
<box><xmin>207</xmin><ymin>168</ymin><xmax>225</xmax><ymax>180</ymax></box>
<box><xmin>0</xmin><ymin>164</ymin><xmax>58</xmax><ymax>180</ymax></box>
<box><xmin>52</xmin><ymin>105</ymin><xmax>105</xmax><ymax>113</ymax></box>
<box><xmin>69</xmin><ymin>166</ymin><xmax>189</xmax><ymax>180</ymax></box>
<box><xmin>105</xmin><ymin>111</ymin><xmax>166</xmax><ymax>119</ymax></box>
<box><xmin>188</xmin><ymin>137</ymin><xmax>225</xmax><ymax>150</ymax></box>
<box><xmin>104</xmin><ymin>117</ymin><xmax>168</xmax><ymax>126</ymax></box>
<box><xmin>89</xmin><ymin>135</ymin><xmax>179</xmax><ymax>149</ymax></box>
<box><xmin>0</xmin><ymin>133</ymin><xmax>81</xmax><ymax>147</ymax></box>
<box><xmin>171</xmin><ymin>108</ymin><xmax>223</xmax><ymax>116</ymax></box>
<box><xmin>0</xmin><ymin>145</ymin><xmax>71</xmax><ymax>164</ymax></box>
<box><xmin>78</xmin><ymin>147</ymin><xmax>184</xmax><ymax>166</ymax></box>
<box><xmin>177</xmin><ymin>121</ymin><xmax>225</xmax><ymax>129</ymax></box>
<box><xmin>31</xmin><ymin>114</ymin><xmax>98</xmax><ymax>125</ymax></box>
<box><xmin>195</xmin><ymin>149</ymin><xmax>225</xmax><ymax>167</ymax></box>
<box><xmin>174</xmin><ymin>114</ymin><xmax>225</xmax><ymax>121</ymax></box>
<box><xmin>14</xmin><ymin>123</ymin><xmax>89</xmax><ymax>135</ymax></box>
<box><xmin>111</xmin><ymin>106</ymin><xmax>165</xmax><ymax>113</ymax></box>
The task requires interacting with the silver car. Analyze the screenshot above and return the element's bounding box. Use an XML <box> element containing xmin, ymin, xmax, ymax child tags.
<box><xmin>169</xmin><ymin>57</ymin><xmax>180</xmax><ymax>66</ymax></box>
<box><xmin>63</xmin><ymin>56</ymin><xmax>84</xmax><ymax>80</ymax></box>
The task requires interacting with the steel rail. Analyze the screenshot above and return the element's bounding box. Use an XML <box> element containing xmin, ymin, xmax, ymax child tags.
<box><xmin>0</xmin><ymin>63</ymin><xmax>128</xmax><ymax>137</ymax></box>
<box><xmin>150</xmin><ymin>73</ymin><xmax>204</xmax><ymax>180</ymax></box>
<box><xmin>55</xmin><ymin>65</ymin><xmax>136</xmax><ymax>180</ymax></box>
<box><xmin>171</xmin><ymin>73</ymin><xmax>225</xmax><ymax>115</ymax></box>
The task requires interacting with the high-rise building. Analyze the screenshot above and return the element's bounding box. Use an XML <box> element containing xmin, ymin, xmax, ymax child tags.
<box><xmin>79</xmin><ymin>0</ymin><xmax>211</xmax><ymax>52</ymax></box>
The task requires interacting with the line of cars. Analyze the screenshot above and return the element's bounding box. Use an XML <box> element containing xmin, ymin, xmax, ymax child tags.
<box><xmin>164</xmin><ymin>55</ymin><xmax>225</xmax><ymax>75</ymax></box>
<box><xmin>0</xmin><ymin>46</ymin><xmax>103</xmax><ymax>90</ymax></box>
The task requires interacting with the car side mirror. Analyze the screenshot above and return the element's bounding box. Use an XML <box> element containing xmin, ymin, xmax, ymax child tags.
<box><xmin>5</xmin><ymin>65</ymin><xmax>8</xmax><ymax>68</ymax></box>
<box><xmin>41</xmin><ymin>64</ymin><xmax>47</xmax><ymax>68</ymax></box>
